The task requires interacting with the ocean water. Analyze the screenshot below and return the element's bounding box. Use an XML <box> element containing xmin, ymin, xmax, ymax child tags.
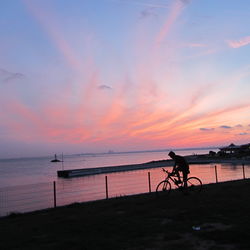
<box><xmin>0</xmin><ymin>148</ymin><xmax>215</xmax><ymax>188</ymax></box>
<box><xmin>1</xmin><ymin>147</ymin><xmax>250</xmax><ymax>216</ymax></box>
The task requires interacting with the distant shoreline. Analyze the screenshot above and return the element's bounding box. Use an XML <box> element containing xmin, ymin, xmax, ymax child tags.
<box><xmin>0</xmin><ymin>146</ymin><xmax>219</xmax><ymax>161</ymax></box>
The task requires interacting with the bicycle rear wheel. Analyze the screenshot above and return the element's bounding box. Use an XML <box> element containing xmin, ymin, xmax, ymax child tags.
<box><xmin>156</xmin><ymin>180</ymin><xmax>171</xmax><ymax>196</ymax></box>
<box><xmin>186</xmin><ymin>177</ymin><xmax>202</xmax><ymax>193</ymax></box>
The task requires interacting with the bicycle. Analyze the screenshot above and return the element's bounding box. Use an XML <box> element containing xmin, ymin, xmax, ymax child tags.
<box><xmin>156</xmin><ymin>168</ymin><xmax>202</xmax><ymax>196</ymax></box>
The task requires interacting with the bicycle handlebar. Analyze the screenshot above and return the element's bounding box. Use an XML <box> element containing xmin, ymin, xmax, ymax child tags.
<box><xmin>162</xmin><ymin>168</ymin><xmax>171</xmax><ymax>174</ymax></box>
<box><xmin>162</xmin><ymin>168</ymin><xmax>177</xmax><ymax>177</ymax></box>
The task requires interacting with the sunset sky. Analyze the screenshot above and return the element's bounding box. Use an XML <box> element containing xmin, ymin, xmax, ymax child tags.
<box><xmin>0</xmin><ymin>0</ymin><xmax>250</xmax><ymax>158</ymax></box>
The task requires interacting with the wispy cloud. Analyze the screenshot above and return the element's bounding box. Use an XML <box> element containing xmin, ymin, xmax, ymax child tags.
<box><xmin>238</xmin><ymin>132</ymin><xmax>248</xmax><ymax>135</ymax></box>
<box><xmin>200</xmin><ymin>127</ymin><xmax>214</xmax><ymax>131</ymax></box>
<box><xmin>155</xmin><ymin>0</ymin><xmax>190</xmax><ymax>45</ymax></box>
<box><xmin>220</xmin><ymin>125</ymin><xmax>232</xmax><ymax>129</ymax></box>
<box><xmin>0</xmin><ymin>68</ymin><xmax>25</xmax><ymax>83</ymax></box>
<box><xmin>140</xmin><ymin>7</ymin><xmax>158</xmax><ymax>19</ymax></box>
<box><xmin>98</xmin><ymin>85</ymin><xmax>112</xmax><ymax>90</ymax></box>
<box><xmin>22</xmin><ymin>0</ymin><xmax>85</xmax><ymax>71</ymax></box>
<box><xmin>183</xmin><ymin>49</ymin><xmax>216</xmax><ymax>60</ymax></box>
<box><xmin>227</xmin><ymin>36</ymin><xmax>250</xmax><ymax>48</ymax></box>
<box><xmin>2</xmin><ymin>0</ymin><xmax>249</xmax><ymax>154</ymax></box>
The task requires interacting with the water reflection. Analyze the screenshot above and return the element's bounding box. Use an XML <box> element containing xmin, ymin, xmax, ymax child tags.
<box><xmin>1</xmin><ymin>163</ymin><xmax>250</xmax><ymax>216</ymax></box>
<box><xmin>57</xmin><ymin>163</ymin><xmax>250</xmax><ymax>202</ymax></box>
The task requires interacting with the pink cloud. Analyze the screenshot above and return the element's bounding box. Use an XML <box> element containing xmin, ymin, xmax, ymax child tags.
<box><xmin>22</xmin><ymin>0</ymin><xmax>90</xmax><ymax>71</ymax></box>
<box><xmin>227</xmin><ymin>36</ymin><xmax>250</xmax><ymax>48</ymax></box>
<box><xmin>155</xmin><ymin>1</ymin><xmax>184</xmax><ymax>45</ymax></box>
<box><xmin>183</xmin><ymin>49</ymin><xmax>216</xmax><ymax>60</ymax></box>
<box><xmin>2</xmin><ymin>1</ymin><xmax>249</xmax><ymax>152</ymax></box>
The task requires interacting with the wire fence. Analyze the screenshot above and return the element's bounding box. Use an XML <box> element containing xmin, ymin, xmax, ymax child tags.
<box><xmin>0</xmin><ymin>163</ymin><xmax>249</xmax><ymax>217</ymax></box>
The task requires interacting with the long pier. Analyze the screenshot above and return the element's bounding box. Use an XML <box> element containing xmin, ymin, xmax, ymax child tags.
<box><xmin>57</xmin><ymin>156</ymin><xmax>222</xmax><ymax>178</ymax></box>
<box><xmin>57</xmin><ymin>160</ymin><xmax>173</xmax><ymax>178</ymax></box>
<box><xmin>57</xmin><ymin>155</ymin><xmax>249</xmax><ymax>178</ymax></box>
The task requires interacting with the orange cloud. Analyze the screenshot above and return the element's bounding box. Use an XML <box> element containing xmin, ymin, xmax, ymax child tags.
<box><xmin>1</xmin><ymin>0</ymin><xmax>249</xmax><ymax>153</ymax></box>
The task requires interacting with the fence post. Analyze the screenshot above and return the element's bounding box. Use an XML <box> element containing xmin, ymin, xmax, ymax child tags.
<box><xmin>53</xmin><ymin>181</ymin><xmax>57</xmax><ymax>208</ymax></box>
<box><xmin>148</xmin><ymin>172</ymin><xmax>151</xmax><ymax>193</ymax></box>
<box><xmin>105</xmin><ymin>176</ymin><xmax>109</xmax><ymax>199</ymax></box>
<box><xmin>242</xmin><ymin>164</ymin><xmax>246</xmax><ymax>179</ymax></box>
<box><xmin>215</xmin><ymin>165</ymin><xmax>218</xmax><ymax>183</ymax></box>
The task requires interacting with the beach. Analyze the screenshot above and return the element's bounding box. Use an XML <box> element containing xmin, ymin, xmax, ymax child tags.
<box><xmin>1</xmin><ymin>179</ymin><xmax>250</xmax><ymax>250</ymax></box>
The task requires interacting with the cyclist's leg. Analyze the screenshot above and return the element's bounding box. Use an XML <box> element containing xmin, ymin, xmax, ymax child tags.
<box><xmin>175</xmin><ymin>168</ymin><xmax>181</xmax><ymax>182</ymax></box>
<box><xmin>182</xmin><ymin>171</ymin><xmax>188</xmax><ymax>189</ymax></box>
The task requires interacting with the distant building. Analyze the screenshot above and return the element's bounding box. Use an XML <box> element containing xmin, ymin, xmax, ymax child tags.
<box><xmin>219</xmin><ymin>143</ymin><xmax>250</xmax><ymax>156</ymax></box>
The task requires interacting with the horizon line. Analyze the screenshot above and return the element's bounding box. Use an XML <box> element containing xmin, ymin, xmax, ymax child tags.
<box><xmin>0</xmin><ymin>146</ymin><xmax>221</xmax><ymax>161</ymax></box>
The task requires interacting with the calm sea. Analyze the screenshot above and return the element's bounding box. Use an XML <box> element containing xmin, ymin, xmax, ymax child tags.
<box><xmin>1</xmin><ymin>147</ymin><xmax>250</xmax><ymax>216</ymax></box>
<box><xmin>0</xmin><ymin>148</ymin><xmax>215</xmax><ymax>188</ymax></box>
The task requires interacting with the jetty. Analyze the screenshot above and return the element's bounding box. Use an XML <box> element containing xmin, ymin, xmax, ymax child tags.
<box><xmin>57</xmin><ymin>143</ymin><xmax>250</xmax><ymax>178</ymax></box>
<box><xmin>57</xmin><ymin>153</ymin><xmax>250</xmax><ymax>178</ymax></box>
<box><xmin>57</xmin><ymin>160</ymin><xmax>173</xmax><ymax>178</ymax></box>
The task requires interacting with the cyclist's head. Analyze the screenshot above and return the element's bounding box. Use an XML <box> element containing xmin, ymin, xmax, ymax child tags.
<box><xmin>168</xmin><ymin>151</ymin><xmax>175</xmax><ymax>159</ymax></box>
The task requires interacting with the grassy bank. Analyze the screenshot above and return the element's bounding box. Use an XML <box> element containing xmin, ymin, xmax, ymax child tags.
<box><xmin>1</xmin><ymin>180</ymin><xmax>250</xmax><ymax>250</ymax></box>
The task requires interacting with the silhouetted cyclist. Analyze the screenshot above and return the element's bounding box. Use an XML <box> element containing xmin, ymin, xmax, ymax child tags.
<box><xmin>168</xmin><ymin>151</ymin><xmax>190</xmax><ymax>189</ymax></box>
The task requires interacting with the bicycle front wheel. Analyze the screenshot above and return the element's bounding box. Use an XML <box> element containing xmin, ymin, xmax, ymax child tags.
<box><xmin>186</xmin><ymin>177</ymin><xmax>202</xmax><ymax>193</ymax></box>
<box><xmin>156</xmin><ymin>180</ymin><xmax>171</xmax><ymax>196</ymax></box>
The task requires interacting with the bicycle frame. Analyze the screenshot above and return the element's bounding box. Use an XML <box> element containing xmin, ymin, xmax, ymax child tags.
<box><xmin>163</xmin><ymin>169</ymin><xmax>183</xmax><ymax>187</ymax></box>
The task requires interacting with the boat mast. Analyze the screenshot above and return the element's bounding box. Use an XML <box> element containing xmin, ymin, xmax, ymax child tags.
<box><xmin>61</xmin><ymin>152</ymin><xmax>64</xmax><ymax>170</ymax></box>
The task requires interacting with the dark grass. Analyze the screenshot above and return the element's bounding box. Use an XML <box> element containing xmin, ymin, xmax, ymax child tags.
<box><xmin>1</xmin><ymin>180</ymin><xmax>250</xmax><ymax>249</ymax></box>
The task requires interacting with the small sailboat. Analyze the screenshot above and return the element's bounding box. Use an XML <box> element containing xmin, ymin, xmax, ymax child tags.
<box><xmin>51</xmin><ymin>154</ymin><xmax>61</xmax><ymax>162</ymax></box>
